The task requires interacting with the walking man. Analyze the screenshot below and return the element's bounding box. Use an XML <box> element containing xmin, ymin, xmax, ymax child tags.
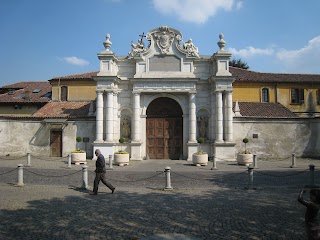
<box><xmin>90</xmin><ymin>149</ymin><xmax>115</xmax><ymax>195</ymax></box>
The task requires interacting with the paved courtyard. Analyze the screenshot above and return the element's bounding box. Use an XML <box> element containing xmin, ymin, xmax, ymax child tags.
<box><xmin>1</xmin><ymin>155</ymin><xmax>320</xmax><ymax>239</ymax></box>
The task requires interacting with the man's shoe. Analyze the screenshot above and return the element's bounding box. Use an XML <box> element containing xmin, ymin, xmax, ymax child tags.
<box><xmin>111</xmin><ymin>188</ymin><xmax>115</xmax><ymax>194</ymax></box>
<box><xmin>90</xmin><ymin>191</ymin><xmax>97</xmax><ymax>195</ymax></box>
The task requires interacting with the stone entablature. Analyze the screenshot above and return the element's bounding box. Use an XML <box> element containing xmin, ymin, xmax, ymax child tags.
<box><xmin>131</xmin><ymin>79</ymin><xmax>198</xmax><ymax>93</ymax></box>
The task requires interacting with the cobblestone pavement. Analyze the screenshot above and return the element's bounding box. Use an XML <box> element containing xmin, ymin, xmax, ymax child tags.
<box><xmin>1</xmin><ymin>155</ymin><xmax>320</xmax><ymax>239</ymax></box>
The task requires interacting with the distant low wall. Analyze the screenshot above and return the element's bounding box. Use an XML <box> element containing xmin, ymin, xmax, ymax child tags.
<box><xmin>1</xmin><ymin>117</ymin><xmax>320</xmax><ymax>160</ymax></box>
<box><xmin>233</xmin><ymin>117</ymin><xmax>320</xmax><ymax>159</ymax></box>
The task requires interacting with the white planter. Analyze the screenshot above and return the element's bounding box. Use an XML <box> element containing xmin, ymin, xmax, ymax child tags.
<box><xmin>71</xmin><ymin>152</ymin><xmax>87</xmax><ymax>165</ymax></box>
<box><xmin>237</xmin><ymin>153</ymin><xmax>253</xmax><ymax>166</ymax></box>
<box><xmin>192</xmin><ymin>153</ymin><xmax>208</xmax><ymax>166</ymax></box>
<box><xmin>114</xmin><ymin>153</ymin><xmax>130</xmax><ymax>166</ymax></box>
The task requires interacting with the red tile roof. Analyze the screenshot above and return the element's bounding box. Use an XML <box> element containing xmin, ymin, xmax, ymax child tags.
<box><xmin>0</xmin><ymin>82</ymin><xmax>51</xmax><ymax>103</ymax></box>
<box><xmin>32</xmin><ymin>101</ymin><xmax>93</xmax><ymax>118</ymax></box>
<box><xmin>233</xmin><ymin>102</ymin><xmax>297</xmax><ymax>118</ymax></box>
<box><xmin>230</xmin><ymin>66</ymin><xmax>320</xmax><ymax>83</ymax></box>
<box><xmin>51</xmin><ymin>71</ymin><xmax>98</xmax><ymax>80</ymax></box>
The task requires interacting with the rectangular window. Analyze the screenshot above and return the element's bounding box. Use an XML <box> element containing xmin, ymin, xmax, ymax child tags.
<box><xmin>261</xmin><ymin>88</ymin><xmax>269</xmax><ymax>102</ymax></box>
<box><xmin>317</xmin><ymin>90</ymin><xmax>320</xmax><ymax>105</ymax></box>
<box><xmin>291</xmin><ymin>88</ymin><xmax>304</xmax><ymax>104</ymax></box>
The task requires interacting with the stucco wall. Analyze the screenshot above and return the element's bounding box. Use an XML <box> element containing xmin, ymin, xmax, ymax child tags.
<box><xmin>0</xmin><ymin>119</ymin><xmax>95</xmax><ymax>158</ymax></box>
<box><xmin>233</xmin><ymin>118</ymin><xmax>320</xmax><ymax>159</ymax></box>
<box><xmin>1</xmin><ymin>117</ymin><xmax>320</xmax><ymax>160</ymax></box>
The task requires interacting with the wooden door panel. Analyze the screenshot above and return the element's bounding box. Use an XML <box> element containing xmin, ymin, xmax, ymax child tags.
<box><xmin>51</xmin><ymin>131</ymin><xmax>62</xmax><ymax>157</ymax></box>
<box><xmin>147</xmin><ymin>117</ymin><xmax>182</xmax><ymax>159</ymax></box>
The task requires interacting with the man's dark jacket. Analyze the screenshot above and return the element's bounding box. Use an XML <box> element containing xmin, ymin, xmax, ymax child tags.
<box><xmin>95</xmin><ymin>154</ymin><xmax>106</xmax><ymax>173</ymax></box>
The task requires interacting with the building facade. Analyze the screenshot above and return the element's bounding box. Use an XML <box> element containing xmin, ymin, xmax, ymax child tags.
<box><xmin>92</xmin><ymin>26</ymin><xmax>236</xmax><ymax>161</ymax></box>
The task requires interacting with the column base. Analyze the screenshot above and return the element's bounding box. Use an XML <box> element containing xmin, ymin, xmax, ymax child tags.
<box><xmin>213</xmin><ymin>142</ymin><xmax>236</xmax><ymax>161</ymax></box>
<box><xmin>130</xmin><ymin>142</ymin><xmax>143</xmax><ymax>161</ymax></box>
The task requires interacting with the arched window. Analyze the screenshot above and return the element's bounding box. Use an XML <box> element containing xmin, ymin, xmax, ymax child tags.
<box><xmin>261</xmin><ymin>88</ymin><xmax>269</xmax><ymax>102</ymax></box>
<box><xmin>61</xmin><ymin>86</ymin><xmax>68</xmax><ymax>101</ymax></box>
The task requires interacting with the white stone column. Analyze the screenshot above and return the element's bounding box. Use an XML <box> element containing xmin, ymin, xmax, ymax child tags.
<box><xmin>215</xmin><ymin>91</ymin><xmax>223</xmax><ymax>142</ymax></box>
<box><xmin>225</xmin><ymin>91</ymin><xmax>233</xmax><ymax>142</ymax></box>
<box><xmin>132</xmin><ymin>92</ymin><xmax>141</xmax><ymax>142</ymax></box>
<box><xmin>95</xmin><ymin>90</ymin><xmax>104</xmax><ymax>142</ymax></box>
<box><xmin>113</xmin><ymin>92</ymin><xmax>118</xmax><ymax>140</ymax></box>
<box><xmin>189</xmin><ymin>93</ymin><xmax>197</xmax><ymax>142</ymax></box>
<box><xmin>210</xmin><ymin>91</ymin><xmax>216</xmax><ymax>140</ymax></box>
<box><xmin>106</xmin><ymin>91</ymin><xmax>114</xmax><ymax>142</ymax></box>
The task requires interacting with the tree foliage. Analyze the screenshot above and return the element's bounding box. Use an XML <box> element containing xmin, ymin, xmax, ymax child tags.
<box><xmin>229</xmin><ymin>58</ymin><xmax>249</xmax><ymax>69</ymax></box>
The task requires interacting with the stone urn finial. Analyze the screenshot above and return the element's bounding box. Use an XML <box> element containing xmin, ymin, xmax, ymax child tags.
<box><xmin>217</xmin><ymin>33</ymin><xmax>226</xmax><ymax>50</ymax></box>
<box><xmin>103</xmin><ymin>33</ymin><xmax>112</xmax><ymax>52</ymax></box>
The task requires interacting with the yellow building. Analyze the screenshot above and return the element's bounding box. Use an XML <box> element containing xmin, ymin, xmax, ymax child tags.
<box><xmin>231</xmin><ymin>67</ymin><xmax>320</xmax><ymax>117</ymax></box>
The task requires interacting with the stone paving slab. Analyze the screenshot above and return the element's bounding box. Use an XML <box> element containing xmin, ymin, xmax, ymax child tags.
<box><xmin>1</xmin><ymin>156</ymin><xmax>320</xmax><ymax>239</ymax></box>
<box><xmin>0</xmin><ymin>183</ymin><xmax>307</xmax><ymax>240</ymax></box>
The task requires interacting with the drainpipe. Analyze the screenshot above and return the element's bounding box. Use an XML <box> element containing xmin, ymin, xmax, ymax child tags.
<box><xmin>275</xmin><ymin>83</ymin><xmax>278</xmax><ymax>103</ymax></box>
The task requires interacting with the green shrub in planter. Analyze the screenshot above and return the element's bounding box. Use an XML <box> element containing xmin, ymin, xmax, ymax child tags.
<box><xmin>240</xmin><ymin>137</ymin><xmax>251</xmax><ymax>154</ymax></box>
<box><xmin>116</xmin><ymin>137</ymin><xmax>128</xmax><ymax>154</ymax></box>
<box><xmin>195</xmin><ymin>137</ymin><xmax>207</xmax><ymax>154</ymax></box>
<box><xmin>71</xmin><ymin>149</ymin><xmax>86</xmax><ymax>153</ymax></box>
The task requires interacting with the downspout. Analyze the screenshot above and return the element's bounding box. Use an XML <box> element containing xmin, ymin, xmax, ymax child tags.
<box><xmin>275</xmin><ymin>83</ymin><xmax>278</xmax><ymax>103</ymax></box>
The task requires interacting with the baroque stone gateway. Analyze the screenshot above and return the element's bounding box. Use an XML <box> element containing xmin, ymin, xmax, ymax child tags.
<box><xmin>93</xmin><ymin>26</ymin><xmax>235</xmax><ymax>161</ymax></box>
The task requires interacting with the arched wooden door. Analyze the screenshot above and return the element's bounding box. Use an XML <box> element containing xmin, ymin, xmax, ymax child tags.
<box><xmin>146</xmin><ymin>97</ymin><xmax>183</xmax><ymax>159</ymax></box>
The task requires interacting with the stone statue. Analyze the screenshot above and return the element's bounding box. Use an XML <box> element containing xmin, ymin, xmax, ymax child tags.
<box><xmin>121</xmin><ymin>117</ymin><xmax>131</xmax><ymax>139</ymax></box>
<box><xmin>183</xmin><ymin>39</ymin><xmax>199</xmax><ymax>57</ymax></box>
<box><xmin>128</xmin><ymin>37</ymin><xmax>145</xmax><ymax>58</ymax></box>
<box><xmin>198</xmin><ymin>116</ymin><xmax>208</xmax><ymax>138</ymax></box>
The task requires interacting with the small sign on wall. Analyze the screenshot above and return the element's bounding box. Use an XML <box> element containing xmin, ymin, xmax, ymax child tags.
<box><xmin>83</xmin><ymin>137</ymin><xmax>89</xmax><ymax>142</ymax></box>
<box><xmin>253</xmin><ymin>134</ymin><xmax>258</xmax><ymax>139</ymax></box>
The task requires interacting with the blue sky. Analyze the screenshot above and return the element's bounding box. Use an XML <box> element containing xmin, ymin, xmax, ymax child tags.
<box><xmin>1</xmin><ymin>0</ymin><xmax>320</xmax><ymax>86</ymax></box>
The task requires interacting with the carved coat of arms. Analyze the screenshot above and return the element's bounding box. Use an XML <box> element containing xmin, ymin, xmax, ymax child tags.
<box><xmin>154</xmin><ymin>26</ymin><xmax>175</xmax><ymax>54</ymax></box>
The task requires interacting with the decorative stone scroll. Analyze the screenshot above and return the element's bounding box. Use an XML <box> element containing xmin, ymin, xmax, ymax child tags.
<box><xmin>128</xmin><ymin>26</ymin><xmax>200</xmax><ymax>59</ymax></box>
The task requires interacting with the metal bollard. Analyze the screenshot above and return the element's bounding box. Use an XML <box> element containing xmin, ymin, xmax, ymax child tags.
<box><xmin>67</xmin><ymin>154</ymin><xmax>72</xmax><ymax>168</ymax></box>
<box><xmin>16</xmin><ymin>164</ymin><xmax>25</xmax><ymax>187</ymax></box>
<box><xmin>107</xmin><ymin>154</ymin><xmax>113</xmax><ymax>170</ymax></box>
<box><xmin>211</xmin><ymin>155</ymin><xmax>217</xmax><ymax>170</ymax></box>
<box><xmin>253</xmin><ymin>154</ymin><xmax>258</xmax><ymax>169</ymax></box>
<box><xmin>290</xmin><ymin>153</ymin><xmax>296</xmax><ymax>168</ymax></box>
<box><xmin>309</xmin><ymin>165</ymin><xmax>315</xmax><ymax>187</ymax></box>
<box><xmin>26</xmin><ymin>153</ymin><xmax>31</xmax><ymax>167</ymax></box>
<box><xmin>81</xmin><ymin>165</ymin><xmax>88</xmax><ymax>189</ymax></box>
<box><xmin>247</xmin><ymin>166</ymin><xmax>254</xmax><ymax>189</ymax></box>
<box><xmin>164</xmin><ymin>166</ymin><xmax>173</xmax><ymax>191</ymax></box>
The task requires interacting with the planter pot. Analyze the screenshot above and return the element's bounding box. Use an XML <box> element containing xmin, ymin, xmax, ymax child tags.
<box><xmin>192</xmin><ymin>153</ymin><xmax>208</xmax><ymax>166</ymax></box>
<box><xmin>237</xmin><ymin>153</ymin><xmax>253</xmax><ymax>166</ymax></box>
<box><xmin>71</xmin><ymin>152</ymin><xmax>87</xmax><ymax>165</ymax></box>
<box><xmin>114</xmin><ymin>153</ymin><xmax>130</xmax><ymax>166</ymax></box>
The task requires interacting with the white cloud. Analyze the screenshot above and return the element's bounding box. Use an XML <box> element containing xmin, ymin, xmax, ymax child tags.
<box><xmin>63</xmin><ymin>57</ymin><xmax>89</xmax><ymax>66</ymax></box>
<box><xmin>228</xmin><ymin>46</ymin><xmax>274</xmax><ymax>58</ymax></box>
<box><xmin>152</xmin><ymin>0</ymin><xmax>242</xmax><ymax>24</ymax></box>
<box><xmin>276</xmin><ymin>36</ymin><xmax>320</xmax><ymax>73</ymax></box>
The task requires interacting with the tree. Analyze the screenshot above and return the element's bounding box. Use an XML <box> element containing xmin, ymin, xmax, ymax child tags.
<box><xmin>229</xmin><ymin>58</ymin><xmax>249</xmax><ymax>69</ymax></box>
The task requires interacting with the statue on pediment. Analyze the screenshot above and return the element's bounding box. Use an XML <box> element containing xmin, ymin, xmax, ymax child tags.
<box><xmin>128</xmin><ymin>38</ymin><xmax>145</xmax><ymax>58</ymax></box>
<box><xmin>183</xmin><ymin>39</ymin><xmax>199</xmax><ymax>58</ymax></box>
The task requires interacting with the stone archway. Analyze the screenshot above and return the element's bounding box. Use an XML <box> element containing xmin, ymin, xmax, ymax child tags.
<box><xmin>146</xmin><ymin>97</ymin><xmax>183</xmax><ymax>159</ymax></box>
